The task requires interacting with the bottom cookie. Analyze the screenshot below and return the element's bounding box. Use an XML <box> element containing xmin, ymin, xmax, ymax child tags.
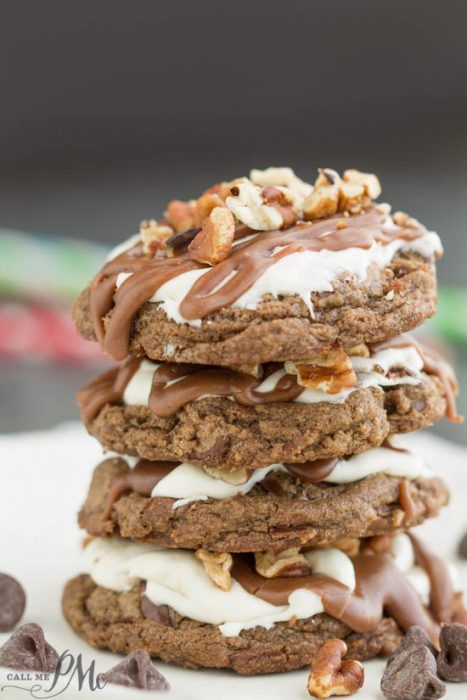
<box><xmin>62</xmin><ymin>534</ymin><xmax>464</xmax><ymax>674</ymax></box>
<box><xmin>63</xmin><ymin>574</ymin><xmax>402</xmax><ymax>675</ymax></box>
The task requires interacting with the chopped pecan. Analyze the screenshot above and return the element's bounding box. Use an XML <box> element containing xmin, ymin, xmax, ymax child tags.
<box><xmin>203</xmin><ymin>465</ymin><xmax>251</xmax><ymax>485</ymax></box>
<box><xmin>285</xmin><ymin>349</ymin><xmax>357</xmax><ymax>394</ymax></box>
<box><xmin>165</xmin><ymin>199</ymin><xmax>197</xmax><ymax>232</ymax></box>
<box><xmin>331</xmin><ymin>539</ymin><xmax>360</xmax><ymax>557</ymax></box>
<box><xmin>195</xmin><ymin>550</ymin><xmax>233</xmax><ymax>591</ymax></box>
<box><xmin>304</xmin><ymin>167</ymin><xmax>380</xmax><ymax>220</ymax></box>
<box><xmin>393</xmin><ymin>210</ymin><xmax>420</xmax><ymax>229</ymax></box>
<box><xmin>307</xmin><ymin>639</ymin><xmax>364</xmax><ymax>697</ymax></box>
<box><xmin>140</xmin><ymin>220</ymin><xmax>173</xmax><ymax>255</ymax></box>
<box><xmin>303</xmin><ymin>183</ymin><xmax>340</xmax><ymax>220</ymax></box>
<box><xmin>226</xmin><ymin>178</ymin><xmax>286</xmax><ymax>231</ymax></box>
<box><xmin>250</xmin><ymin>166</ymin><xmax>313</xmax><ymax>203</ymax></box>
<box><xmin>195</xmin><ymin>192</ymin><xmax>227</xmax><ymax>227</ymax></box>
<box><xmin>255</xmin><ymin>548</ymin><xmax>312</xmax><ymax>578</ymax></box>
<box><xmin>343</xmin><ymin>169</ymin><xmax>381</xmax><ymax>200</ymax></box>
<box><xmin>188</xmin><ymin>206</ymin><xmax>235</xmax><ymax>265</ymax></box>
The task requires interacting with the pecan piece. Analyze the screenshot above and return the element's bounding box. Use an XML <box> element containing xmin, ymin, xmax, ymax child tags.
<box><xmin>188</xmin><ymin>206</ymin><xmax>235</xmax><ymax>265</ymax></box>
<box><xmin>307</xmin><ymin>639</ymin><xmax>364</xmax><ymax>697</ymax></box>
<box><xmin>285</xmin><ymin>349</ymin><xmax>357</xmax><ymax>394</ymax></box>
<box><xmin>195</xmin><ymin>550</ymin><xmax>233</xmax><ymax>592</ymax></box>
<box><xmin>255</xmin><ymin>548</ymin><xmax>312</xmax><ymax>578</ymax></box>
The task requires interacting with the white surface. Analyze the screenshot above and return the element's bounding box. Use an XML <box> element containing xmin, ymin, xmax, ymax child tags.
<box><xmin>0</xmin><ymin>423</ymin><xmax>466</xmax><ymax>699</ymax></box>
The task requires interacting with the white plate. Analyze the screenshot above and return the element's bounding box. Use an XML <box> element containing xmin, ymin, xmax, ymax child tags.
<box><xmin>0</xmin><ymin>423</ymin><xmax>466</xmax><ymax>699</ymax></box>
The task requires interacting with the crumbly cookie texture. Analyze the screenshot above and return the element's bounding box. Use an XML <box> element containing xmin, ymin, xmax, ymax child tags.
<box><xmin>82</xmin><ymin>378</ymin><xmax>446</xmax><ymax>469</ymax></box>
<box><xmin>62</xmin><ymin>574</ymin><xmax>402</xmax><ymax>675</ymax></box>
<box><xmin>79</xmin><ymin>458</ymin><xmax>449</xmax><ymax>552</ymax></box>
<box><xmin>74</xmin><ymin>251</ymin><xmax>437</xmax><ymax>367</ymax></box>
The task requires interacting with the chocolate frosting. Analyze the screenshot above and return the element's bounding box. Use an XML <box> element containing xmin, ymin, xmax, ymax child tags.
<box><xmin>88</xmin><ymin>207</ymin><xmax>429</xmax><ymax>360</ymax></box>
<box><xmin>231</xmin><ymin>540</ymin><xmax>455</xmax><ymax>640</ymax></box>
<box><xmin>77</xmin><ymin>334</ymin><xmax>459</xmax><ymax>423</ymax></box>
<box><xmin>370</xmin><ymin>334</ymin><xmax>461</xmax><ymax>422</ymax></box>
<box><xmin>102</xmin><ymin>459</ymin><xmax>176</xmax><ymax>518</ymax></box>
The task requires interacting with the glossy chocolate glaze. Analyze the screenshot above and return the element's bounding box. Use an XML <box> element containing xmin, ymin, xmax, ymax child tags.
<box><xmin>370</xmin><ymin>334</ymin><xmax>461</xmax><ymax>422</ymax></box>
<box><xmin>231</xmin><ymin>540</ymin><xmax>454</xmax><ymax>640</ymax></box>
<box><xmin>77</xmin><ymin>334</ymin><xmax>458</xmax><ymax>422</ymax></box>
<box><xmin>89</xmin><ymin>207</ymin><xmax>428</xmax><ymax>360</ymax></box>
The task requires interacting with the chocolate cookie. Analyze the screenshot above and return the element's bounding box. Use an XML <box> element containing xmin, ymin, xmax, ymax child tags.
<box><xmin>81</xmin><ymin>381</ymin><xmax>448</xmax><ymax>469</ymax></box>
<box><xmin>63</xmin><ymin>573</ymin><xmax>403</xmax><ymax>675</ymax></box>
<box><xmin>74</xmin><ymin>250</ymin><xmax>438</xmax><ymax>368</ymax></box>
<box><xmin>79</xmin><ymin>456</ymin><xmax>449</xmax><ymax>552</ymax></box>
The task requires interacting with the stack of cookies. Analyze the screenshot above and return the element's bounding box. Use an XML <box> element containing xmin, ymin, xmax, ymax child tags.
<box><xmin>63</xmin><ymin>165</ymin><xmax>464</xmax><ymax>676</ymax></box>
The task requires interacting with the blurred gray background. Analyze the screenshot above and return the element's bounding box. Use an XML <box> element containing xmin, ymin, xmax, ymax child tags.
<box><xmin>1</xmin><ymin>0</ymin><xmax>467</xmax><ymax>438</ymax></box>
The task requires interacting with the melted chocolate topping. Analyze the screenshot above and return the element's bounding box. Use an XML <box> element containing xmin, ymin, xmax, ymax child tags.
<box><xmin>231</xmin><ymin>541</ymin><xmax>455</xmax><ymax>640</ymax></box>
<box><xmin>77</xmin><ymin>334</ymin><xmax>459</xmax><ymax>423</ymax></box>
<box><xmin>102</xmin><ymin>459</ymin><xmax>177</xmax><ymax>518</ymax></box>
<box><xmin>283</xmin><ymin>458</ymin><xmax>339</xmax><ymax>483</ymax></box>
<box><xmin>370</xmin><ymin>334</ymin><xmax>461</xmax><ymax>422</ymax></box>
<box><xmin>89</xmin><ymin>208</ymin><xmax>428</xmax><ymax>360</ymax></box>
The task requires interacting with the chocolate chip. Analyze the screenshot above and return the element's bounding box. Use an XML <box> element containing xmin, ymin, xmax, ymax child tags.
<box><xmin>387</xmin><ymin>625</ymin><xmax>438</xmax><ymax>666</ymax></box>
<box><xmin>99</xmin><ymin>650</ymin><xmax>170</xmax><ymax>692</ymax></box>
<box><xmin>457</xmin><ymin>532</ymin><xmax>467</xmax><ymax>559</ymax></box>
<box><xmin>141</xmin><ymin>596</ymin><xmax>173</xmax><ymax>626</ymax></box>
<box><xmin>0</xmin><ymin>573</ymin><xmax>26</xmax><ymax>632</ymax></box>
<box><xmin>381</xmin><ymin>645</ymin><xmax>446</xmax><ymax>700</ymax></box>
<box><xmin>0</xmin><ymin>623</ymin><xmax>59</xmax><ymax>672</ymax></box>
<box><xmin>166</xmin><ymin>227</ymin><xmax>200</xmax><ymax>251</ymax></box>
<box><xmin>437</xmin><ymin>623</ymin><xmax>467</xmax><ymax>682</ymax></box>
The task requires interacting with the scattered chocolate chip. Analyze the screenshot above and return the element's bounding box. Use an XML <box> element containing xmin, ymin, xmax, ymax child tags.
<box><xmin>0</xmin><ymin>623</ymin><xmax>59</xmax><ymax>672</ymax></box>
<box><xmin>457</xmin><ymin>532</ymin><xmax>467</xmax><ymax>559</ymax></box>
<box><xmin>99</xmin><ymin>650</ymin><xmax>170</xmax><ymax>692</ymax></box>
<box><xmin>140</xmin><ymin>596</ymin><xmax>173</xmax><ymax>626</ymax></box>
<box><xmin>381</xmin><ymin>645</ymin><xmax>446</xmax><ymax>700</ymax></box>
<box><xmin>0</xmin><ymin>573</ymin><xmax>26</xmax><ymax>632</ymax></box>
<box><xmin>387</xmin><ymin>625</ymin><xmax>438</xmax><ymax>666</ymax></box>
<box><xmin>437</xmin><ymin>623</ymin><xmax>467</xmax><ymax>682</ymax></box>
<box><xmin>165</xmin><ymin>227</ymin><xmax>200</xmax><ymax>251</ymax></box>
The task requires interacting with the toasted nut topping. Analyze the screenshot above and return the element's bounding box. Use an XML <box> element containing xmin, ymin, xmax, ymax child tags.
<box><xmin>343</xmin><ymin>169</ymin><xmax>382</xmax><ymax>200</ymax></box>
<box><xmin>165</xmin><ymin>199</ymin><xmax>197</xmax><ymax>232</ymax></box>
<box><xmin>285</xmin><ymin>349</ymin><xmax>357</xmax><ymax>394</ymax></box>
<box><xmin>250</xmin><ymin>166</ymin><xmax>313</xmax><ymax>204</ymax></box>
<box><xmin>195</xmin><ymin>192</ymin><xmax>227</xmax><ymax>227</ymax></box>
<box><xmin>203</xmin><ymin>465</ymin><xmax>251</xmax><ymax>485</ymax></box>
<box><xmin>338</xmin><ymin>181</ymin><xmax>368</xmax><ymax>215</ymax></box>
<box><xmin>345</xmin><ymin>344</ymin><xmax>370</xmax><ymax>358</ymax></box>
<box><xmin>226</xmin><ymin>178</ymin><xmax>286</xmax><ymax>231</ymax></box>
<box><xmin>303</xmin><ymin>183</ymin><xmax>340</xmax><ymax>220</ymax></box>
<box><xmin>307</xmin><ymin>639</ymin><xmax>364</xmax><ymax>697</ymax></box>
<box><xmin>376</xmin><ymin>202</ymin><xmax>392</xmax><ymax>215</ymax></box>
<box><xmin>188</xmin><ymin>206</ymin><xmax>235</xmax><ymax>265</ymax></box>
<box><xmin>393</xmin><ymin>210</ymin><xmax>420</xmax><ymax>228</ymax></box>
<box><xmin>195</xmin><ymin>550</ymin><xmax>233</xmax><ymax>591</ymax></box>
<box><xmin>233</xmin><ymin>363</ymin><xmax>263</xmax><ymax>379</ymax></box>
<box><xmin>315</xmin><ymin>168</ymin><xmax>342</xmax><ymax>188</ymax></box>
<box><xmin>140</xmin><ymin>220</ymin><xmax>173</xmax><ymax>255</ymax></box>
<box><xmin>304</xmin><ymin>167</ymin><xmax>380</xmax><ymax>220</ymax></box>
<box><xmin>255</xmin><ymin>548</ymin><xmax>312</xmax><ymax>578</ymax></box>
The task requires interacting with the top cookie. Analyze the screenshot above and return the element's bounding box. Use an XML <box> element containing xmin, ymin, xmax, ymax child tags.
<box><xmin>73</xmin><ymin>167</ymin><xmax>442</xmax><ymax>366</ymax></box>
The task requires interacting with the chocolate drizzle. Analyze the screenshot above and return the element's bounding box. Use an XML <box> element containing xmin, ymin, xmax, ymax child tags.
<box><xmin>370</xmin><ymin>334</ymin><xmax>461</xmax><ymax>423</ymax></box>
<box><xmin>77</xmin><ymin>358</ymin><xmax>142</xmax><ymax>423</ymax></box>
<box><xmin>283</xmin><ymin>458</ymin><xmax>339</xmax><ymax>483</ymax></box>
<box><xmin>103</xmin><ymin>459</ymin><xmax>177</xmax><ymax>519</ymax></box>
<box><xmin>231</xmin><ymin>541</ymin><xmax>456</xmax><ymax>641</ymax></box>
<box><xmin>77</xmin><ymin>333</ymin><xmax>459</xmax><ymax>423</ymax></box>
<box><xmin>89</xmin><ymin>208</ymin><xmax>428</xmax><ymax>360</ymax></box>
